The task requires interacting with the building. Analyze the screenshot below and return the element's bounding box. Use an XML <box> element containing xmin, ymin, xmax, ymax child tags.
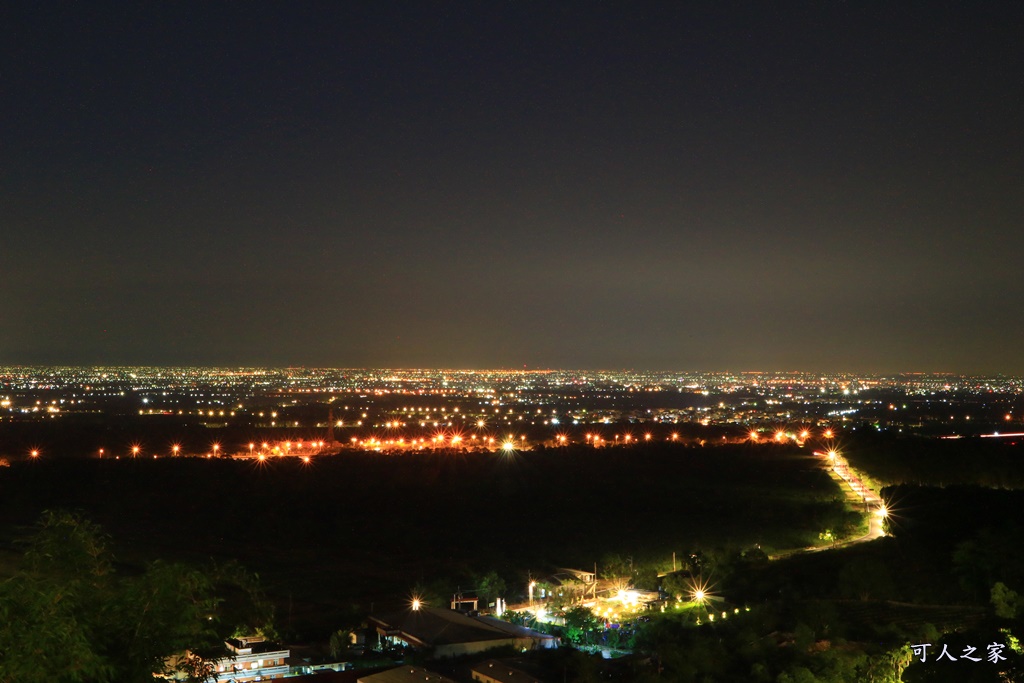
<box><xmin>357</xmin><ymin>666</ymin><xmax>457</xmax><ymax>683</ymax></box>
<box><xmin>470</xmin><ymin>660</ymin><xmax>544</xmax><ymax>683</ymax></box>
<box><xmin>370</xmin><ymin>607</ymin><xmax>558</xmax><ymax>658</ymax></box>
<box><xmin>209</xmin><ymin>636</ymin><xmax>290</xmax><ymax>682</ymax></box>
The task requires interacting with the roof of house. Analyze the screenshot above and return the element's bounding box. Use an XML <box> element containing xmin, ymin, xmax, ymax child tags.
<box><xmin>225</xmin><ymin>636</ymin><xmax>289</xmax><ymax>655</ymax></box>
<box><xmin>357</xmin><ymin>666</ymin><xmax>457</xmax><ymax>683</ymax></box>
<box><xmin>471</xmin><ymin>615</ymin><xmax>556</xmax><ymax>641</ymax></box>
<box><xmin>287</xmin><ymin>667</ymin><xmax>393</xmax><ymax>683</ymax></box>
<box><xmin>469</xmin><ymin>659</ymin><xmax>544</xmax><ymax>683</ymax></box>
<box><xmin>370</xmin><ymin>607</ymin><xmax>510</xmax><ymax>646</ymax></box>
<box><xmin>369</xmin><ymin>607</ymin><xmax>555</xmax><ymax>648</ymax></box>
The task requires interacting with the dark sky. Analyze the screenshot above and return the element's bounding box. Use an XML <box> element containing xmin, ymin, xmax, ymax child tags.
<box><xmin>3</xmin><ymin>2</ymin><xmax>1022</xmax><ymax>372</ymax></box>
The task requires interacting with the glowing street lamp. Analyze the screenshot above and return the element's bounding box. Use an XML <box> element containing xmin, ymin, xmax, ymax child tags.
<box><xmin>688</xmin><ymin>574</ymin><xmax>714</xmax><ymax>609</ymax></box>
<box><xmin>172</xmin><ymin>444</ymin><xmax>180</xmax><ymax>457</ymax></box>
<box><xmin>30</xmin><ymin>449</ymin><xmax>39</xmax><ymax>458</ymax></box>
<box><xmin>132</xmin><ymin>445</ymin><xmax>140</xmax><ymax>458</ymax></box>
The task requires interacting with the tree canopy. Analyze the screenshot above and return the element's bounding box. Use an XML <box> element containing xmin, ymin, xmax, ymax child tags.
<box><xmin>0</xmin><ymin>510</ymin><xmax>271</xmax><ymax>683</ymax></box>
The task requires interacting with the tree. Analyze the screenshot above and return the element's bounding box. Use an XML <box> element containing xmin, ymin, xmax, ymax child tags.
<box><xmin>475</xmin><ymin>570</ymin><xmax>507</xmax><ymax>607</ymax></box>
<box><xmin>563</xmin><ymin>606</ymin><xmax>600</xmax><ymax>645</ymax></box>
<box><xmin>838</xmin><ymin>557</ymin><xmax>895</xmax><ymax>601</ymax></box>
<box><xmin>633</xmin><ymin>565</ymin><xmax>658</xmax><ymax>591</ymax></box>
<box><xmin>661</xmin><ymin>572</ymin><xmax>690</xmax><ymax>601</ymax></box>
<box><xmin>330</xmin><ymin>629</ymin><xmax>354</xmax><ymax>658</ymax></box>
<box><xmin>0</xmin><ymin>510</ymin><xmax>269</xmax><ymax>683</ymax></box>
<box><xmin>992</xmin><ymin>581</ymin><xmax>1023</xmax><ymax>619</ymax></box>
<box><xmin>0</xmin><ymin>511</ymin><xmax>117</xmax><ymax>683</ymax></box>
<box><xmin>104</xmin><ymin>560</ymin><xmax>221</xmax><ymax>681</ymax></box>
<box><xmin>601</xmin><ymin>554</ymin><xmax>631</xmax><ymax>579</ymax></box>
<box><xmin>173</xmin><ymin>652</ymin><xmax>218</xmax><ymax>683</ymax></box>
<box><xmin>794</xmin><ymin>622</ymin><xmax>815</xmax><ymax>652</ymax></box>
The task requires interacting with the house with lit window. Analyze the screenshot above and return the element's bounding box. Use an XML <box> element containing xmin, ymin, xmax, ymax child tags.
<box><xmin>207</xmin><ymin>636</ymin><xmax>290</xmax><ymax>682</ymax></box>
<box><xmin>160</xmin><ymin>636</ymin><xmax>289</xmax><ymax>682</ymax></box>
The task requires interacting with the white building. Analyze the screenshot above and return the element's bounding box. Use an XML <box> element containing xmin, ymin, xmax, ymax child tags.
<box><xmin>208</xmin><ymin>636</ymin><xmax>289</xmax><ymax>682</ymax></box>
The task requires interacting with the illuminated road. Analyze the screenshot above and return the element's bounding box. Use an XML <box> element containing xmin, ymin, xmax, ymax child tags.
<box><xmin>818</xmin><ymin>450</ymin><xmax>887</xmax><ymax>546</ymax></box>
<box><xmin>770</xmin><ymin>451</ymin><xmax>886</xmax><ymax>559</ymax></box>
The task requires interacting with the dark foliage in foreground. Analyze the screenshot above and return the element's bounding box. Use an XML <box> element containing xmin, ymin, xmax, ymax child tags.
<box><xmin>0</xmin><ymin>511</ymin><xmax>271</xmax><ymax>683</ymax></box>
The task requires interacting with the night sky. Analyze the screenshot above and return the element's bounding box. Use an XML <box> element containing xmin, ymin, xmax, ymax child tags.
<box><xmin>3</xmin><ymin>3</ymin><xmax>1022</xmax><ymax>372</ymax></box>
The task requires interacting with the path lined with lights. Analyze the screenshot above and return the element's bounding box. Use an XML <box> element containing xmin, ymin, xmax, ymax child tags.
<box><xmin>825</xmin><ymin>449</ymin><xmax>887</xmax><ymax>546</ymax></box>
<box><xmin>769</xmin><ymin>443</ymin><xmax>887</xmax><ymax>560</ymax></box>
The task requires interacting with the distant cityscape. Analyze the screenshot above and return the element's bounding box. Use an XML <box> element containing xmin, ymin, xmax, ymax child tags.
<box><xmin>2</xmin><ymin>367</ymin><xmax>1022</xmax><ymax>460</ymax></box>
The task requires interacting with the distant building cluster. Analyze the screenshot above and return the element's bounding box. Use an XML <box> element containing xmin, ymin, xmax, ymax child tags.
<box><xmin>1</xmin><ymin>367</ymin><xmax>1021</xmax><ymax>460</ymax></box>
